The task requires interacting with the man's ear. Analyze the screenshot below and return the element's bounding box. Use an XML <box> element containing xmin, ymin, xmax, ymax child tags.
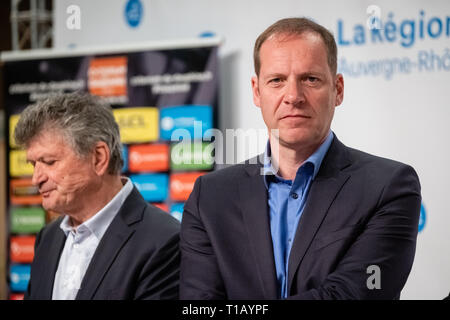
<box><xmin>335</xmin><ymin>73</ymin><xmax>344</xmax><ymax>106</ymax></box>
<box><xmin>251</xmin><ymin>76</ymin><xmax>261</xmax><ymax>108</ymax></box>
<box><xmin>91</xmin><ymin>141</ymin><xmax>110</xmax><ymax>176</ymax></box>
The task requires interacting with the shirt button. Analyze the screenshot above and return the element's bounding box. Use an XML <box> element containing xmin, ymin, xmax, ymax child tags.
<box><xmin>291</xmin><ymin>193</ymin><xmax>298</xmax><ymax>199</ymax></box>
<box><xmin>73</xmin><ymin>243</ymin><xmax>80</xmax><ymax>249</ymax></box>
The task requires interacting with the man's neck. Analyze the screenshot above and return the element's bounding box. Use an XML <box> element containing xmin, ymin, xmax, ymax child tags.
<box><xmin>269</xmin><ymin>135</ymin><xmax>326</xmax><ymax>181</ymax></box>
<box><xmin>68</xmin><ymin>175</ymin><xmax>124</xmax><ymax>227</ymax></box>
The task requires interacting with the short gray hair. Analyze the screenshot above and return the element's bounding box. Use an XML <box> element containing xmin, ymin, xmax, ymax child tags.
<box><xmin>14</xmin><ymin>92</ymin><xmax>123</xmax><ymax>175</ymax></box>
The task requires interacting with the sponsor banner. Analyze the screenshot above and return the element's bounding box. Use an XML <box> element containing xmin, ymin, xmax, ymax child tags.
<box><xmin>10</xmin><ymin>236</ymin><xmax>35</xmax><ymax>263</ymax></box>
<box><xmin>170</xmin><ymin>203</ymin><xmax>184</xmax><ymax>222</ymax></box>
<box><xmin>170</xmin><ymin>142</ymin><xmax>214</xmax><ymax>171</ymax></box>
<box><xmin>9</xmin><ymin>150</ymin><xmax>33</xmax><ymax>177</ymax></box>
<box><xmin>88</xmin><ymin>56</ymin><xmax>127</xmax><ymax>97</ymax></box>
<box><xmin>10</xmin><ymin>264</ymin><xmax>31</xmax><ymax>292</ymax></box>
<box><xmin>10</xmin><ymin>179</ymin><xmax>41</xmax><ymax>205</ymax></box>
<box><xmin>170</xmin><ymin>172</ymin><xmax>205</xmax><ymax>201</ymax></box>
<box><xmin>129</xmin><ymin>143</ymin><xmax>169</xmax><ymax>172</ymax></box>
<box><xmin>151</xmin><ymin>202</ymin><xmax>168</xmax><ymax>212</ymax></box>
<box><xmin>159</xmin><ymin>105</ymin><xmax>213</xmax><ymax>141</ymax></box>
<box><xmin>130</xmin><ymin>173</ymin><xmax>168</xmax><ymax>202</ymax></box>
<box><xmin>122</xmin><ymin>144</ymin><xmax>129</xmax><ymax>172</ymax></box>
<box><xmin>10</xmin><ymin>207</ymin><xmax>46</xmax><ymax>234</ymax></box>
<box><xmin>9</xmin><ymin>114</ymin><xmax>20</xmax><ymax>148</ymax></box>
<box><xmin>3</xmin><ymin>41</ymin><xmax>218</xmax><ymax>296</ymax></box>
<box><xmin>113</xmin><ymin>107</ymin><xmax>159</xmax><ymax>143</ymax></box>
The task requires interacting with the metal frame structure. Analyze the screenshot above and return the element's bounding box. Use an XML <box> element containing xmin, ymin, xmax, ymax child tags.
<box><xmin>10</xmin><ymin>0</ymin><xmax>52</xmax><ymax>51</ymax></box>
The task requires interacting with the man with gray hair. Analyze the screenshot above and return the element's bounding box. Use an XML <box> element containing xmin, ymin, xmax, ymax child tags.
<box><xmin>15</xmin><ymin>92</ymin><xmax>180</xmax><ymax>300</ymax></box>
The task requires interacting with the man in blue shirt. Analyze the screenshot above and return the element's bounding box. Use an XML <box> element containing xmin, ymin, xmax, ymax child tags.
<box><xmin>180</xmin><ymin>17</ymin><xmax>421</xmax><ymax>299</ymax></box>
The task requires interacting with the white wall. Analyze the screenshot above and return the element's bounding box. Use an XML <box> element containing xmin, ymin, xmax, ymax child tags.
<box><xmin>53</xmin><ymin>0</ymin><xmax>450</xmax><ymax>299</ymax></box>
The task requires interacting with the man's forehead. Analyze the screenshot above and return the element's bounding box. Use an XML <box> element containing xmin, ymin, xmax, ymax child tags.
<box><xmin>26</xmin><ymin>128</ymin><xmax>70</xmax><ymax>155</ymax></box>
<box><xmin>29</xmin><ymin>127</ymin><xmax>66</xmax><ymax>145</ymax></box>
<box><xmin>263</xmin><ymin>31</ymin><xmax>325</xmax><ymax>50</ymax></box>
<box><xmin>258</xmin><ymin>32</ymin><xmax>330</xmax><ymax>73</ymax></box>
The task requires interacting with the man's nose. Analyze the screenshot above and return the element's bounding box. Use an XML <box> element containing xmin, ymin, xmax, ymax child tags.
<box><xmin>283</xmin><ymin>79</ymin><xmax>305</xmax><ymax>105</ymax></box>
<box><xmin>31</xmin><ymin>163</ymin><xmax>47</xmax><ymax>187</ymax></box>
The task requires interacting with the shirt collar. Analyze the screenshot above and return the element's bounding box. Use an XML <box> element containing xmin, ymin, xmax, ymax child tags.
<box><xmin>263</xmin><ymin>131</ymin><xmax>334</xmax><ymax>188</ymax></box>
<box><xmin>59</xmin><ymin>177</ymin><xmax>134</xmax><ymax>240</ymax></box>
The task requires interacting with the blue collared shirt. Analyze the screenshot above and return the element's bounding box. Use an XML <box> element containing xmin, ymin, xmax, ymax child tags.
<box><xmin>263</xmin><ymin>131</ymin><xmax>334</xmax><ymax>299</ymax></box>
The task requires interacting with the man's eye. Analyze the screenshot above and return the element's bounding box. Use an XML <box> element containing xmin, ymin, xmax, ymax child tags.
<box><xmin>44</xmin><ymin>160</ymin><xmax>56</xmax><ymax>165</ymax></box>
<box><xmin>269</xmin><ymin>78</ymin><xmax>282</xmax><ymax>84</ymax></box>
<box><xmin>306</xmin><ymin>76</ymin><xmax>319</xmax><ymax>83</ymax></box>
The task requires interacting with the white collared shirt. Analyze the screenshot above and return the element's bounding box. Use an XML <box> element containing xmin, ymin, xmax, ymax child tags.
<box><xmin>52</xmin><ymin>178</ymin><xmax>133</xmax><ymax>300</ymax></box>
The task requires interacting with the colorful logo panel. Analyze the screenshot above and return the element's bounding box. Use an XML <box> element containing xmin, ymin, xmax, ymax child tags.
<box><xmin>129</xmin><ymin>144</ymin><xmax>169</xmax><ymax>172</ymax></box>
<box><xmin>10</xmin><ymin>236</ymin><xmax>35</xmax><ymax>263</ymax></box>
<box><xmin>9</xmin><ymin>114</ymin><xmax>20</xmax><ymax>149</ymax></box>
<box><xmin>113</xmin><ymin>107</ymin><xmax>159</xmax><ymax>143</ymax></box>
<box><xmin>9</xmin><ymin>293</ymin><xmax>24</xmax><ymax>300</ymax></box>
<box><xmin>170</xmin><ymin>172</ymin><xmax>205</xmax><ymax>202</ymax></box>
<box><xmin>88</xmin><ymin>56</ymin><xmax>127</xmax><ymax>97</ymax></box>
<box><xmin>10</xmin><ymin>265</ymin><xmax>31</xmax><ymax>292</ymax></box>
<box><xmin>170</xmin><ymin>203</ymin><xmax>184</xmax><ymax>222</ymax></box>
<box><xmin>10</xmin><ymin>150</ymin><xmax>34</xmax><ymax>177</ymax></box>
<box><xmin>170</xmin><ymin>142</ymin><xmax>214</xmax><ymax>171</ymax></box>
<box><xmin>130</xmin><ymin>173</ymin><xmax>168</xmax><ymax>202</ymax></box>
<box><xmin>160</xmin><ymin>105</ymin><xmax>212</xmax><ymax>141</ymax></box>
<box><xmin>10</xmin><ymin>207</ymin><xmax>46</xmax><ymax>234</ymax></box>
<box><xmin>10</xmin><ymin>179</ymin><xmax>41</xmax><ymax>205</ymax></box>
<box><xmin>122</xmin><ymin>145</ymin><xmax>129</xmax><ymax>172</ymax></box>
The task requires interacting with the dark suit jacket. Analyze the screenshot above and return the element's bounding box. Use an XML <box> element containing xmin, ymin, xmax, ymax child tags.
<box><xmin>180</xmin><ymin>136</ymin><xmax>421</xmax><ymax>299</ymax></box>
<box><xmin>25</xmin><ymin>187</ymin><xmax>180</xmax><ymax>300</ymax></box>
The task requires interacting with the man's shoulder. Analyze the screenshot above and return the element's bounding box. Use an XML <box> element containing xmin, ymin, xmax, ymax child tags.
<box><xmin>341</xmin><ymin>144</ymin><xmax>420</xmax><ymax>190</ymax></box>
<box><xmin>126</xmin><ymin>192</ymin><xmax>180</xmax><ymax>241</ymax></box>
<box><xmin>346</xmin><ymin>145</ymin><xmax>414</xmax><ymax>172</ymax></box>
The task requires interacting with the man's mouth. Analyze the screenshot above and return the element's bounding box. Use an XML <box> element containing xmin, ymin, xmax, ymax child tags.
<box><xmin>281</xmin><ymin>114</ymin><xmax>311</xmax><ymax>119</ymax></box>
<box><xmin>40</xmin><ymin>189</ymin><xmax>54</xmax><ymax>197</ymax></box>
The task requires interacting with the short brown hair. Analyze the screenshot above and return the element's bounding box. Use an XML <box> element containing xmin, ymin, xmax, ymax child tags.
<box><xmin>253</xmin><ymin>17</ymin><xmax>338</xmax><ymax>76</ymax></box>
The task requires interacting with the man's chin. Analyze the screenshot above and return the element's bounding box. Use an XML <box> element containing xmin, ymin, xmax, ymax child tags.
<box><xmin>41</xmin><ymin>201</ymin><xmax>60</xmax><ymax>214</ymax></box>
<box><xmin>278</xmin><ymin>134</ymin><xmax>311</xmax><ymax>148</ymax></box>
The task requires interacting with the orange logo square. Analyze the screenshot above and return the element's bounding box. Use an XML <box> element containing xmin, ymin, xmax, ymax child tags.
<box><xmin>129</xmin><ymin>144</ymin><xmax>169</xmax><ymax>172</ymax></box>
<box><xmin>88</xmin><ymin>56</ymin><xmax>127</xmax><ymax>97</ymax></box>
<box><xmin>151</xmin><ymin>203</ymin><xmax>169</xmax><ymax>212</ymax></box>
<box><xmin>10</xmin><ymin>236</ymin><xmax>35</xmax><ymax>263</ymax></box>
<box><xmin>170</xmin><ymin>172</ymin><xmax>205</xmax><ymax>201</ymax></box>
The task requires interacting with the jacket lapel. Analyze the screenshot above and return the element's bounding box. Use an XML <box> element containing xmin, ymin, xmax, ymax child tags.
<box><xmin>239</xmin><ymin>160</ymin><xmax>278</xmax><ymax>299</ymax></box>
<box><xmin>75</xmin><ymin>187</ymin><xmax>145</xmax><ymax>300</ymax></box>
<box><xmin>287</xmin><ymin>137</ymin><xmax>352</xmax><ymax>293</ymax></box>
<box><xmin>36</xmin><ymin>225</ymin><xmax>66</xmax><ymax>299</ymax></box>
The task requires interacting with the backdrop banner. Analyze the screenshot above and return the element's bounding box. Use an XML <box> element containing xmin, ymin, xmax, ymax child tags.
<box><xmin>2</xmin><ymin>40</ymin><xmax>219</xmax><ymax>298</ymax></box>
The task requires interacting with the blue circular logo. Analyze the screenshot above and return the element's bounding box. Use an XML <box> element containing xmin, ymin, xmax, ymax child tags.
<box><xmin>418</xmin><ymin>202</ymin><xmax>426</xmax><ymax>232</ymax></box>
<box><xmin>124</xmin><ymin>0</ymin><xmax>143</xmax><ymax>28</ymax></box>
